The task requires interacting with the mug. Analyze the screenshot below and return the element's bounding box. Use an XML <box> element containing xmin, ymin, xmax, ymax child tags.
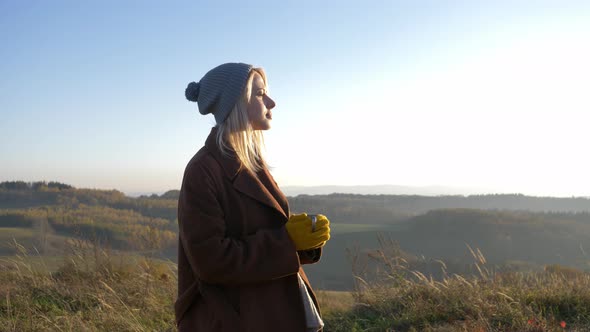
<box><xmin>308</xmin><ymin>214</ymin><xmax>317</xmax><ymax>232</ymax></box>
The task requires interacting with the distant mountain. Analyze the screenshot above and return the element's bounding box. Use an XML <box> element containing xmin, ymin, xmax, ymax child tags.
<box><xmin>280</xmin><ymin>184</ymin><xmax>492</xmax><ymax>196</ymax></box>
<box><xmin>125</xmin><ymin>185</ymin><xmax>489</xmax><ymax>198</ymax></box>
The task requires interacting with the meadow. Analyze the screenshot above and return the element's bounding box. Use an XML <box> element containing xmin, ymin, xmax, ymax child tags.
<box><xmin>1</xmin><ymin>237</ymin><xmax>589</xmax><ymax>331</ymax></box>
<box><xmin>3</xmin><ymin>182</ymin><xmax>590</xmax><ymax>330</ymax></box>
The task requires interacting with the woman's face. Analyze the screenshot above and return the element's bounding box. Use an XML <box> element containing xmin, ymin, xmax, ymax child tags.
<box><xmin>247</xmin><ymin>72</ymin><xmax>276</xmax><ymax>130</ymax></box>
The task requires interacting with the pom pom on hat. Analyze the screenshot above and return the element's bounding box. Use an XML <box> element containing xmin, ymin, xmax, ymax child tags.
<box><xmin>185</xmin><ymin>81</ymin><xmax>200</xmax><ymax>102</ymax></box>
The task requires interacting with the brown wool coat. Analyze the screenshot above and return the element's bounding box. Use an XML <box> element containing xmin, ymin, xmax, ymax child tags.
<box><xmin>175</xmin><ymin>128</ymin><xmax>322</xmax><ymax>332</ymax></box>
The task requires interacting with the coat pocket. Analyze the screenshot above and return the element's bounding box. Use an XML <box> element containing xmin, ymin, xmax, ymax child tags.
<box><xmin>222</xmin><ymin>285</ymin><xmax>241</xmax><ymax>315</ymax></box>
<box><xmin>201</xmin><ymin>284</ymin><xmax>242</xmax><ymax>329</ymax></box>
<box><xmin>175</xmin><ymin>281</ymin><xmax>202</xmax><ymax>326</ymax></box>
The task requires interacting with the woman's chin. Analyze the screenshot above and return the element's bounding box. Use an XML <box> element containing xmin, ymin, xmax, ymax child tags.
<box><xmin>251</xmin><ymin>121</ymin><xmax>272</xmax><ymax>130</ymax></box>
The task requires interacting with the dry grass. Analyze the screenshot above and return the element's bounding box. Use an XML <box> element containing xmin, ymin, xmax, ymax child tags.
<box><xmin>322</xmin><ymin>236</ymin><xmax>590</xmax><ymax>331</ymax></box>
<box><xmin>0</xmin><ymin>239</ymin><xmax>177</xmax><ymax>332</ymax></box>
<box><xmin>2</xmin><ymin>235</ymin><xmax>590</xmax><ymax>331</ymax></box>
<box><xmin>316</xmin><ymin>290</ymin><xmax>355</xmax><ymax>315</ymax></box>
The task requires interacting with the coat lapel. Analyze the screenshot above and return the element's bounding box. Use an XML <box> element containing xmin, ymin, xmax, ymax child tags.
<box><xmin>257</xmin><ymin>167</ymin><xmax>290</xmax><ymax>217</ymax></box>
<box><xmin>205</xmin><ymin>127</ymin><xmax>288</xmax><ymax>220</ymax></box>
<box><xmin>233</xmin><ymin>169</ymin><xmax>288</xmax><ymax>219</ymax></box>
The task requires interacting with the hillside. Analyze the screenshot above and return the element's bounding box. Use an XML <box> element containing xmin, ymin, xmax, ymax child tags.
<box><xmin>3</xmin><ymin>181</ymin><xmax>590</xmax><ymax>291</ymax></box>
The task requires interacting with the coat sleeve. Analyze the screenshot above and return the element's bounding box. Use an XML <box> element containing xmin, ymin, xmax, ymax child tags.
<box><xmin>178</xmin><ymin>160</ymin><xmax>301</xmax><ymax>285</ymax></box>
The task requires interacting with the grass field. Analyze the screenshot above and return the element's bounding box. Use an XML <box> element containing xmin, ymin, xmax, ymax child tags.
<box><xmin>3</xmin><ymin>227</ymin><xmax>590</xmax><ymax>331</ymax></box>
<box><xmin>315</xmin><ymin>290</ymin><xmax>355</xmax><ymax>314</ymax></box>
<box><xmin>2</xmin><ymin>240</ymin><xmax>590</xmax><ymax>331</ymax></box>
<box><xmin>0</xmin><ymin>227</ymin><xmax>36</xmax><ymax>246</ymax></box>
<box><xmin>0</xmin><ymin>227</ymin><xmax>78</xmax><ymax>256</ymax></box>
<box><xmin>2</xmin><ymin>249</ymin><xmax>589</xmax><ymax>331</ymax></box>
<box><xmin>0</xmin><ymin>227</ymin><xmax>34</xmax><ymax>238</ymax></box>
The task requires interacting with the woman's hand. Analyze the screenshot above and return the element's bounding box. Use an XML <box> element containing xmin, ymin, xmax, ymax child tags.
<box><xmin>285</xmin><ymin>213</ymin><xmax>330</xmax><ymax>251</ymax></box>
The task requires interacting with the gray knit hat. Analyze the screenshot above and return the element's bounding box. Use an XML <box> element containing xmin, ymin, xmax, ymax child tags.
<box><xmin>185</xmin><ymin>62</ymin><xmax>254</xmax><ymax>124</ymax></box>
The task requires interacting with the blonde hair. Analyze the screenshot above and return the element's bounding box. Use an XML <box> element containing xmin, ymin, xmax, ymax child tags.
<box><xmin>216</xmin><ymin>68</ymin><xmax>268</xmax><ymax>174</ymax></box>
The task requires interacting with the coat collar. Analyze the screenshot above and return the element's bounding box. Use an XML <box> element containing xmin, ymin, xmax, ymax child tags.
<box><xmin>204</xmin><ymin>127</ymin><xmax>289</xmax><ymax>219</ymax></box>
<box><xmin>204</xmin><ymin>127</ymin><xmax>241</xmax><ymax>180</ymax></box>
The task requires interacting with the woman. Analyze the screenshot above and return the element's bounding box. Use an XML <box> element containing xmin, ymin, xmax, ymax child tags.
<box><xmin>176</xmin><ymin>62</ymin><xmax>331</xmax><ymax>331</ymax></box>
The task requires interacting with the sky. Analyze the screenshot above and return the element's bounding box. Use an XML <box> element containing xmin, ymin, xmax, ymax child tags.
<box><xmin>1</xmin><ymin>1</ymin><xmax>589</xmax><ymax>197</ymax></box>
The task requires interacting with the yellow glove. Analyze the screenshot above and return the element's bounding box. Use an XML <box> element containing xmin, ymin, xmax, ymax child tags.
<box><xmin>285</xmin><ymin>213</ymin><xmax>331</xmax><ymax>251</ymax></box>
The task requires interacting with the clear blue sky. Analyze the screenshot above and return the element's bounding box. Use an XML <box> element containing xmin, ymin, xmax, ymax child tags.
<box><xmin>1</xmin><ymin>1</ymin><xmax>589</xmax><ymax>196</ymax></box>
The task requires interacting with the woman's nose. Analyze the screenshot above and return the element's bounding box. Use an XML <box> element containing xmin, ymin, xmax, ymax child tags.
<box><xmin>265</xmin><ymin>95</ymin><xmax>276</xmax><ymax>110</ymax></box>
